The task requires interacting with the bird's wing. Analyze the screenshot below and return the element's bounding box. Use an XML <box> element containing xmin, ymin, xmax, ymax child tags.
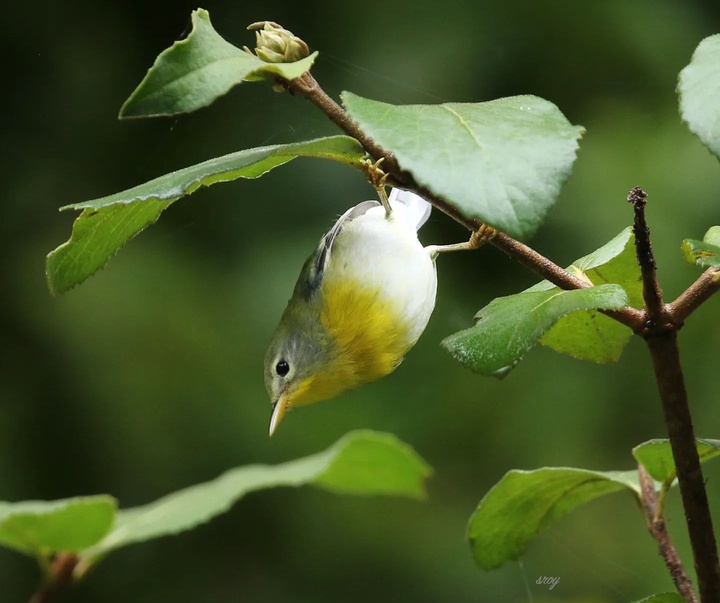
<box><xmin>295</xmin><ymin>200</ymin><xmax>379</xmax><ymax>300</ymax></box>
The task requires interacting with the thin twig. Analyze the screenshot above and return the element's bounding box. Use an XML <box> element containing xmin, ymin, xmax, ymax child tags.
<box><xmin>630</xmin><ymin>190</ymin><xmax>720</xmax><ymax>602</ymax></box>
<box><xmin>669</xmin><ymin>266</ymin><xmax>720</xmax><ymax>324</ymax></box>
<box><xmin>638</xmin><ymin>465</ymin><xmax>698</xmax><ymax>603</ymax></box>
<box><xmin>29</xmin><ymin>553</ymin><xmax>78</xmax><ymax>603</ymax></box>
<box><xmin>628</xmin><ymin>187</ymin><xmax>664</xmax><ymax>320</ymax></box>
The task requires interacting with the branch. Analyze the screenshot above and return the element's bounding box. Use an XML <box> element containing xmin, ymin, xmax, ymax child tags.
<box><xmin>29</xmin><ymin>553</ymin><xmax>78</xmax><ymax>603</ymax></box>
<box><xmin>628</xmin><ymin>187</ymin><xmax>664</xmax><ymax>320</ymax></box>
<box><xmin>638</xmin><ymin>465</ymin><xmax>698</xmax><ymax>603</ymax></box>
<box><xmin>284</xmin><ymin>72</ymin><xmax>644</xmax><ymax>330</ymax></box>
<box><xmin>285</xmin><ymin>58</ymin><xmax>720</xmax><ymax>602</ymax></box>
<box><xmin>630</xmin><ymin>190</ymin><xmax>720</xmax><ymax>602</ymax></box>
<box><xmin>490</xmin><ymin>231</ymin><xmax>644</xmax><ymax>330</ymax></box>
<box><xmin>285</xmin><ymin>72</ymin><xmax>479</xmax><ymax>231</ymax></box>
<box><xmin>669</xmin><ymin>266</ymin><xmax>720</xmax><ymax>324</ymax></box>
<box><xmin>645</xmin><ymin>331</ymin><xmax>720</xmax><ymax>603</ymax></box>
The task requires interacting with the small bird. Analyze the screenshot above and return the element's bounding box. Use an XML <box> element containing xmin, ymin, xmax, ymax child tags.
<box><xmin>264</xmin><ymin>187</ymin><xmax>486</xmax><ymax>435</ymax></box>
<box><xmin>265</xmin><ymin>186</ymin><xmax>495</xmax><ymax>435</ymax></box>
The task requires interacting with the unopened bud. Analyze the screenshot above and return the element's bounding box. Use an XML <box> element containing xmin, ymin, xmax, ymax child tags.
<box><xmin>246</xmin><ymin>21</ymin><xmax>309</xmax><ymax>63</ymax></box>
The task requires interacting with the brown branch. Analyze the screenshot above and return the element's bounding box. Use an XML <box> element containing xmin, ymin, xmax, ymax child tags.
<box><xmin>491</xmin><ymin>231</ymin><xmax>644</xmax><ymax>330</ymax></box>
<box><xmin>628</xmin><ymin>187</ymin><xmax>664</xmax><ymax>320</ymax></box>
<box><xmin>669</xmin><ymin>266</ymin><xmax>720</xmax><ymax>324</ymax></box>
<box><xmin>286</xmin><ymin>63</ymin><xmax>720</xmax><ymax>603</ymax></box>
<box><xmin>638</xmin><ymin>464</ymin><xmax>698</xmax><ymax>603</ymax></box>
<box><xmin>629</xmin><ymin>189</ymin><xmax>720</xmax><ymax>602</ymax></box>
<box><xmin>284</xmin><ymin>72</ymin><xmax>645</xmax><ymax>330</ymax></box>
<box><xmin>29</xmin><ymin>553</ymin><xmax>79</xmax><ymax>603</ymax></box>
<box><xmin>285</xmin><ymin>73</ymin><xmax>479</xmax><ymax>231</ymax></box>
<box><xmin>645</xmin><ymin>331</ymin><xmax>720</xmax><ymax>603</ymax></box>
<box><xmin>645</xmin><ymin>330</ymin><xmax>720</xmax><ymax>603</ymax></box>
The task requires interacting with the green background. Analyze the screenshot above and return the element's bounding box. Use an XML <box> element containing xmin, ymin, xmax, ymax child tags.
<box><xmin>4</xmin><ymin>1</ymin><xmax>720</xmax><ymax>601</ymax></box>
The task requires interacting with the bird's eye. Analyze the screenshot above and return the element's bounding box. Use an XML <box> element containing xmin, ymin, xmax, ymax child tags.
<box><xmin>275</xmin><ymin>359</ymin><xmax>290</xmax><ymax>377</ymax></box>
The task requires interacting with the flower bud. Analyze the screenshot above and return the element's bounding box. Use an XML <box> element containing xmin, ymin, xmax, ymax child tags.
<box><xmin>246</xmin><ymin>21</ymin><xmax>309</xmax><ymax>63</ymax></box>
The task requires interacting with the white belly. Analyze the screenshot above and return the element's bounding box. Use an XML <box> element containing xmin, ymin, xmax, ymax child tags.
<box><xmin>330</xmin><ymin>203</ymin><xmax>438</xmax><ymax>345</ymax></box>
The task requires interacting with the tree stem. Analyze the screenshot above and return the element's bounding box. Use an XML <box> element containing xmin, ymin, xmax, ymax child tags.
<box><xmin>645</xmin><ymin>333</ymin><xmax>720</xmax><ymax>602</ymax></box>
<box><xmin>669</xmin><ymin>266</ymin><xmax>720</xmax><ymax>324</ymax></box>
<box><xmin>629</xmin><ymin>188</ymin><xmax>720</xmax><ymax>603</ymax></box>
<box><xmin>638</xmin><ymin>465</ymin><xmax>698</xmax><ymax>602</ymax></box>
<box><xmin>284</xmin><ymin>71</ymin><xmax>720</xmax><ymax>598</ymax></box>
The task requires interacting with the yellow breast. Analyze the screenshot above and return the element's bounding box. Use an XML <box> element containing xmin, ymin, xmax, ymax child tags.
<box><xmin>323</xmin><ymin>277</ymin><xmax>412</xmax><ymax>378</ymax></box>
<box><xmin>287</xmin><ymin>279</ymin><xmax>411</xmax><ymax>408</ymax></box>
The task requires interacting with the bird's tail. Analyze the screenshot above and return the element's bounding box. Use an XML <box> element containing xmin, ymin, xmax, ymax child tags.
<box><xmin>388</xmin><ymin>188</ymin><xmax>432</xmax><ymax>231</ymax></box>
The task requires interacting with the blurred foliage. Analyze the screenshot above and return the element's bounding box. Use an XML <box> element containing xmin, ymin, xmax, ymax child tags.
<box><xmin>3</xmin><ymin>1</ymin><xmax>720</xmax><ymax>602</ymax></box>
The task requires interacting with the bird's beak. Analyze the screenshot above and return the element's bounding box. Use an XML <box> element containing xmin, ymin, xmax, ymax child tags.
<box><xmin>269</xmin><ymin>392</ymin><xmax>289</xmax><ymax>437</ymax></box>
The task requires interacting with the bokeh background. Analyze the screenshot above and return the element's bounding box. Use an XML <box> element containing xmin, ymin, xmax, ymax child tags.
<box><xmin>4</xmin><ymin>1</ymin><xmax>720</xmax><ymax>601</ymax></box>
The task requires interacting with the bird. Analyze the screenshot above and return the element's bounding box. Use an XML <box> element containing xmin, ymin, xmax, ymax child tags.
<box><xmin>264</xmin><ymin>187</ymin><xmax>486</xmax><ymax>435</ymax></box>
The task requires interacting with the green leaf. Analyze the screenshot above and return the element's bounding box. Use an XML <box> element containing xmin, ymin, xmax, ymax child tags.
<box><xmin>442</xmin><ymin>284</ymin><xmax>628</xmax><ymax>377</ymax></box>
<box><xmin>314</xmin><ymin>432</ymin><xmax>430</xmax><ymax>496</ymax></box>
<box><xmin>342</xmin><ymin>92</ymin><xmax>584</xmax><ymax>240</ymax></box>
<box><xmin>467</xmin><ymin>467</ymin><xmax>638</xmax><ymax>570</ymax></box>
<box><xmin>83</xmin><ymin>431</ymin><xmax>430</xmax><ymax>564</ymax></box>
<box><xmin>0</xmin><ymin>496</ymin><xmax>116</xmax><ymax>556</ymax></box>
<box><xmin>46</xmin><ymin>200</ymin><xmax>173</xmax><ymax>296</ymax></box>
<box><xmin>632</xmin><ymin>438</ymin><xmax>720</xmax><ymax>483</ymax></box>
<box><xmin>46</xmin><ymin>136</ymin><xmax>365</xmax><ymax>294</ymax></box>
<box><xmin>443</xmin><ymin>230</ymin><xmax>640</xmax><ymax>374</ymax></box>
<box><xmin>705</xmin><ymin>225</ymin><xmax>720</xmax><ymax>247</ymax></box>
<box><xmin>534</xmin><ymin>228</ymin><xmax>642</xmax><ymax>363</ymax></box>
<box><xmin>120</xmin><ymin>9</ymin><xmax>317</xmax><ymax>118</ymax></box>
<box><xmin>682</xmin><ymin>226</ymin><xmax>720</xmax><ymax>268</ymax></box>
<box><xmin>681</xmin><ymin>239</ymin><xmax>720</xmax><ymax>267</ymax></box>
<box><xmin>631</xmin><ymin>594</ymin><xmax>685</xmax><ymax>603</ymax></box>
<box><xmin>678</xmin><ymin>34</ymin><xmax>720</xmax><ymax>160</ymax></box>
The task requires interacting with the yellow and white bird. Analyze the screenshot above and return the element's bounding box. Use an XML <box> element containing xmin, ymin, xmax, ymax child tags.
<box><xmin>264</xmin><ymin>187</ymin><xmax>474</xmax><ymax>435</ymax></box>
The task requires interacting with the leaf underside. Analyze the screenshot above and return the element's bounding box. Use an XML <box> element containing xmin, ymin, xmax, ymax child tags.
<box><xmin>443</xmin><ymin>228</ymin><xmax>640</xmax><ymax>376</ymax></box>
<box><xmin>678</xmin><ymin>34</ymin><xmax>720</xmax><ymax>160</ymax></box>
<box><xmin>442</xmin><ymin>283</ymin><xmax>628</xmax><ymax>378</ymax></box>
<box><xmin>535</xmin><ymin>227</ymin><xmax>642</xmax><ymax>363</ymax></box>
<box><xmin>0</xmin><ymin>431</ymin><xmax>430</xmax><ymax>574</ymax></box>
<box><xmin>682</xmin><ymin>226</ymin><xmax>720</xmax><ymax>268</ymax></box>
<box><xmin>0</xmin><ymin>496</ymin><xmax>116</xmax><ymax>556</ymax></box>
<box><xmin>46</xmin><ymin>136</ymin><xmax>366</xmax><ymax>295</ymax></box>
<box><xmin>632</xmin><ymin>438</ymin><xmax>720</xmax><ymax>483</ymax></box>
<box><xmin>468</xmin><ymin>435</ymin><xmax>720</xmax><ymax>572</ymax></box>
<box><xmin>467</xmin><ymin>467</ymin><xmax>638</xmax><ymax>570</ymax></box>
<box><xmin>342</xmin><ymin>92</ymin><xmax>584</xmax><ymax>240</ymax></box>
